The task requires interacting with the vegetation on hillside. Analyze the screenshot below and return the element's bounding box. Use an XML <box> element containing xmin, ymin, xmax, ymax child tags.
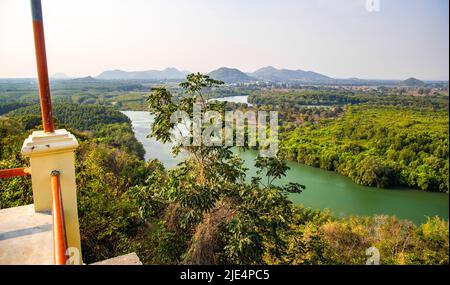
<box><xmin>0</xmin><ymin>79</ymin><xmax>253</xmax><ymax>111</ymax></box>
<box><xmin>7</xmin><ymin>103</ymin><xmax>130</xmax><ymax>130</ymax></box>
<box><xmin>6</xmin><ymin>103</ymin><xmax>145</xmax><ymax>159</ymax></box>
<box><xmin>249</xmin><ymin>89</ymin><xmax>449</xmax><ymax>110</ymax></box>
<box><xmin>0</xmin><ymin>79</ymin><xmax>150</xmax><ymax>111</ymax></box>
<box><xmin>0</xmin><ymin>75</ymin><xmax>448</xmax><ymax>265</ymax></box>
<box><xmin>279</xmin><ymin>107</ymin><xmax>449</xmax><ymax>192</ymax></box>
<box><xmin>245</xmin><ymin>90</ymin><xmax>449</xmax><ymax>192</ymax></box>
<box><xmin>0</xmin><ymin>109</ymin><xmax>152</xmax><ymax>262</ymax></box>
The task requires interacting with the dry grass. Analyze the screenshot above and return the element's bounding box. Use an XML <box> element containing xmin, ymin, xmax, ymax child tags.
<box><xmin>183</xmin><ymin>198</ymin><xmax>236</xmax><ymax>265</ymax></box>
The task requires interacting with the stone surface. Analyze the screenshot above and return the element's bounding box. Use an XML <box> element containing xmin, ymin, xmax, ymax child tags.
<box><xmin>0</xmin><ymin>204</ymin><xmax>53</xmax><ymax>265</ymax></box>
<box><xmin>91</xmin><ymin>252</ymin><xmax>142</xmax><ymax>265</ymax></box>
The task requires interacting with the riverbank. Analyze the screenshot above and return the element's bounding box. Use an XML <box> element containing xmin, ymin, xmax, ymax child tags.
<box><xmin>122</xmin><ymin>110</ymin><xmax>449</xmax><ymax>224</ymax></box>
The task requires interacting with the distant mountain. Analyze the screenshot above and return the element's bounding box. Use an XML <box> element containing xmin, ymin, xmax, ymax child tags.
<box><xmin>51</xmin><ymin>72</ymin><xmax>69</xmax><ymax>79</ymax></box>
<box><xmin>93</xmin><ymin>66</ymin><xmax>429</xmax><ymax>85</ymax></box>
<box><xmin>208</xmin><ymin>67</ymin><xmax>256</xmax><ymax>83</ymax></box>
<box><xmin>97</xmin><ymin>68</ymin><xmax>189</xmax><ymax>80</ymax></box>
<box><xmin>401</xmin><ymin>77</ymin><xmax>425</xmax><ymax>87</ymax></box>
<box><xmin>249</xmin><ymin>66</ymin><xmax>331</xmax><ymax>82</ymax></box>
<box><xmin>70</xmin><ymin>76</ymin><xmax>102</xmax><ymax>83</ymax></box>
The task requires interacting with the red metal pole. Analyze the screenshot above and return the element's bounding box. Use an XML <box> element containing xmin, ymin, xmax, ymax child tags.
<box><xmin>0</xmin><ymin>167</ymin><xmax>30</xmax><ymax>179</ymax></box>
<box><xmin>51</xmin><ymin>171</ymin><xmax>68</xmax><ymax>265</ymax></box>
<box><xmin>31</xmin><ymin>0</ymin><xmax>55</xmax><ymax>133</ymax></box>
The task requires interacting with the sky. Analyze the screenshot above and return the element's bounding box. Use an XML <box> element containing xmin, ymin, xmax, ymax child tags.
<box><xmin>0</xmin><ymin>0</ymin><xmax>448</xmax><ymax>80</ymax></box>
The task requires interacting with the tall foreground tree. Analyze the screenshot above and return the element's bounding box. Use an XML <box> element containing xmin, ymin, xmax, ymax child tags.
<box><xmin>143</xmin><ymin>73</ymin><xmax>304</xmax><ymax>264</ymax></box>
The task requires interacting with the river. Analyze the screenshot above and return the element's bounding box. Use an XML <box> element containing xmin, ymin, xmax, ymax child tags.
<box><xmin>209</xmin><ymin>95</ymin><xmax>252</xmax><ymax>105</ymax></box>
<box><xmin>122</xmin><ymin>101</ymin><xmax>449</xmax><ymax>225</ymax></box>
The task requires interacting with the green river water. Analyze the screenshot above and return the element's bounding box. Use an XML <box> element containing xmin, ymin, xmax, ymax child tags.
<box><xmin>122</xmin><ymin>110</ymin><xmax>449</xmax><ymax>225</ymax></box>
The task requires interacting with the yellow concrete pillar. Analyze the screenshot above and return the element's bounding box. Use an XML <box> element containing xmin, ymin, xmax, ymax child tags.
<box><xmin>21</xmin><ymin>129</ymin><xmax>82</xmax><ymax>264</ymax></box>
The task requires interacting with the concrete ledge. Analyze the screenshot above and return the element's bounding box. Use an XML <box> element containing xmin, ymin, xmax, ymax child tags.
<box><xmin>91</xmin><ymin>253</ymin><xmax>142</xmax><ymax>265</ymax></box>
<box><xmin>0</xmin><ymin>205</ymin><xmax>52</xmax><ymax>265</ymax></box>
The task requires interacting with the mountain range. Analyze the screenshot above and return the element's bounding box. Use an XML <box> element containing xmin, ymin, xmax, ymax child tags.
<box><xmin>249</xmin><ymin>66</ymin><xmax>332</xmax><ymax>82</ymax></box>
<box><xmin>208</xmin><ymin>67</ymin><xmax>256</xmax><ymax>83</ymax></box>
<box><xmin>96</xmin><ymin>66</ymin><xmax>333</xmax><ymax>83</ymax></box>
<box><xmin>97</xmin><ymin>68</ymin><xmax>190</xmax><ymax>80</ymax></box>
<box><xmin>93</xmin><ymin>67</ymin><xmax>431</xmax><ymax>86</ymax></box>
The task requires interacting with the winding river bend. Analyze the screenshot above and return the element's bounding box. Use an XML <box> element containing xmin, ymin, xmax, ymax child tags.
<box><xmin>122</xmin><ymin>104</ymin><xmax>449</xmax><ymax>225</ymax></box>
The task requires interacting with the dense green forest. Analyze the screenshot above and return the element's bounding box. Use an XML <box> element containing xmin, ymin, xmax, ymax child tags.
<box><xmin>0</xmin><ymin>79</ymin><xmax>150</xmax><ymax>111</ymax></box>
<box><xmin>0</xmin><ymin>102</ymin><xmax>33</xmax><ymax>115</ymax></box>
<box><xmin>0</xmin><ymin>79</ymin><xmax>253</xmax><ymax>112</ymax></box>
<box><xmin>279</xmin><ymin>106</ymin><xmax>449</xmax><ymax>192</ymax></box>
<box><xmin>248</xmin><ymin>90</ymin><xmax>449</xmax><ymax>110</ymax></box>
<box><xmin>6</xmin><ymin>103</ymin><xmax>144</xmax><ymax>159</ymax></box>
<box><xmin>0</xmin><ymin>77</ymin><xmax>448</xmax><ymax>265</ymax></box>
<box><xmin>245</xmin><ymin>89</ymin><xmax>449</xmax><ymax>193</ymax></box>
<box><xmin>7</xmin><ymin>103</ymin><xmax>132</xmax><ymax>129</ymax></box>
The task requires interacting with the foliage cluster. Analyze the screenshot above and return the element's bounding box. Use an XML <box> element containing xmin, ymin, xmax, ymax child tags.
<box><xmin>280</xmin><ymin>106</ymin><xmax>449</xmax><ymax>192</ymax></box>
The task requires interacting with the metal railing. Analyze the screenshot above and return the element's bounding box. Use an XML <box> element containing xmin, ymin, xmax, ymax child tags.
<box><xmin>50</xmin><ymin>170</ymin><xmax>68</xmax><ymax>265</ymax></box>
<box><xmin>0</xmin><ymin>167</ymin><xmax>30</xmax><ymax>179</ymax></box>
<box><xmin>0</xmin><ymin>0</ymin><xmax>70</xmax><ymax>265</ymax></box>
<box><xmin>0</xmin><ymin>167</ymin><xmax>68</xmax><ymax>265</ymax></box>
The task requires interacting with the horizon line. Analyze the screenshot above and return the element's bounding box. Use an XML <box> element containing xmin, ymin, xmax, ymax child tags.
<box><xmin>1</xmin><ymin>65</ymin><xmax>448</xmax><ymax>82</ymax></box>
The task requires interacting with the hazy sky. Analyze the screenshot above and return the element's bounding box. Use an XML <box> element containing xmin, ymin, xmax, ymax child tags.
<box><xmin>0</xmin><ymin>0</ymin><xmax>448</xmax><ymax>80</ymax></box>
